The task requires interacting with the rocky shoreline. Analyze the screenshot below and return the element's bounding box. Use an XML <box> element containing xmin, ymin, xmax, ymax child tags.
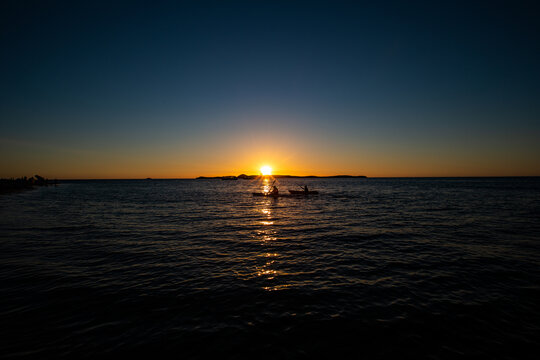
<box><xmin>0</xmin><ymin>175</ymin><xmax>58</xmax><ymax>195</ymax></box>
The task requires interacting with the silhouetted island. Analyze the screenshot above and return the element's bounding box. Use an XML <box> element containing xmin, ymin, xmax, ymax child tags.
<box><xmin>196</xmin><ymin>174</ymin><xmax>367</xmax><ymax>180</ymax></box>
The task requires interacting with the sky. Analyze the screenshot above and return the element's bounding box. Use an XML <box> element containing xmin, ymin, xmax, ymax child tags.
<box><xmin>1</xmin><ymin>0</ymin><xmax>539</xmax><ymax>178</ymax></box>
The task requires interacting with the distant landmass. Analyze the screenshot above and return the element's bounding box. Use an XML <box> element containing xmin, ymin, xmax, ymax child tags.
<box><xmin>196</xmin><ymin>174</ymin><xmax>367</xmax><ymax>180</ymax></box>
<box><xmin>1</xmin><ymin>175</ymin><xmax>58</xmax><ymax>195</ymax></box>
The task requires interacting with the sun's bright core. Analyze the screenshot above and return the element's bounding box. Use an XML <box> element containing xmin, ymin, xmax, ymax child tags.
<box><xmin>260</xmin><ymin>165</ymin><xmax>272</xmax><ymax>176</ymax></box>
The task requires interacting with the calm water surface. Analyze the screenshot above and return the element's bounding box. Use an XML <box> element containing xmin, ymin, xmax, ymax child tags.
<box><xmin>1</xmin><ymin>178</ymin><xmax>539</xmax><ymax>358</ymax></box>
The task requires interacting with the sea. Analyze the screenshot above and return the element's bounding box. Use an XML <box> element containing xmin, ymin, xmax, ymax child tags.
<box><xmin>1</xmin><ymin>177</ymin><xmax>539</xmax><ymax>359</ymax></box>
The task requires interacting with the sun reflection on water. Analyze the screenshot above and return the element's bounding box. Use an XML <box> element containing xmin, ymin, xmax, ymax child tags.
<box><xmin>253</xmin><ymin>198</ymin><xmax>287</xmax><ymax>291</ymax></box>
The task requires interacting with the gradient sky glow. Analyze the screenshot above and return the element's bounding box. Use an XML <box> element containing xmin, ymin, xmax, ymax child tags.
<box><xmin>1</xmin><ymin>0</ymin><xmax>539</xmax><ymax>178</ymax></box>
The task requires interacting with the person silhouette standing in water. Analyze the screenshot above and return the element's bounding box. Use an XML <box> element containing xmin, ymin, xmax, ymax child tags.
<box><xmin>271</xmin><ymin>185</ymin><xmax>279</xmax><ymax>195</ymax></box>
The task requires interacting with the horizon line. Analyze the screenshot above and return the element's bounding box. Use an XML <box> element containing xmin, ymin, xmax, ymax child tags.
<box><xmin>49</xmin><ymin>175</ymin><xmax>540</xmax><ymax>181</ymax></box>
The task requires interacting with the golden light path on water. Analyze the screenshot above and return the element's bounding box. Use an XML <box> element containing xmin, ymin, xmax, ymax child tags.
<box><xmin>256</xmin><ymin>177</ymin><xmax>287</xmax><ymax>291</ymax></box>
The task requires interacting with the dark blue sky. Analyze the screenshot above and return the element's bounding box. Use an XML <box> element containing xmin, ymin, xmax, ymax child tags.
<box><xmin>1</xmin><ymin>0</ymin><xmax>539</xmax><ymax>177</ymax></box>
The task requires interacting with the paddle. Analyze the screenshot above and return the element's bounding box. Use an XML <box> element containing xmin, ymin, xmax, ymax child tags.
<box><xmin>264</xmin><ymin>179</ymin><xmax>276</xmax><ymax>194</ymax></box>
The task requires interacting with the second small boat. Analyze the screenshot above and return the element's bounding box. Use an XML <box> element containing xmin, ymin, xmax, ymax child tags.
<box><xmin>289</xmin><ymin>190</ymin><xmax>319</xmax><ymax>195</ymax></box>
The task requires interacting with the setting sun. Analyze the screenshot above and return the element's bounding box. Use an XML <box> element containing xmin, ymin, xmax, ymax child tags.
<box><xmin>260</xmin><ymin>165</ymin><xmax>272</xmax><ymax>176</ymax></box>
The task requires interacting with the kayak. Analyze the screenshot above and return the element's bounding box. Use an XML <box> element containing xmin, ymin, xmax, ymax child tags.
<box><xmin>252</xmin><ymin>193</ymin><xmax>298</xmax><ymax>198</ymax></box>
<box><xmin>289</xmin><ymin>190</ymin><xmax>319</xmax><ymax>195</ymax></box>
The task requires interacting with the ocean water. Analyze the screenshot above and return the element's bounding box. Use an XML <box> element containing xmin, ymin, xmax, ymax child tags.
<box><xmin>1</xmin><ymin>178</ymin><xmax>539</xmax><ymax>359</ymax></box>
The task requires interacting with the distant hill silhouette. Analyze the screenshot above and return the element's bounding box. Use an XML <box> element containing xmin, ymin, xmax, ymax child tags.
<box><xmin>196</xmin><ymin>174</ymin><xmax>367</xmax><ymax>180</ymax></box>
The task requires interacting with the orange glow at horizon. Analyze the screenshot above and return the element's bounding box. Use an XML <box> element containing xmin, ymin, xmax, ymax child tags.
<box><xmin>2</xmin><ymin>122</ymin><xmax>539</xmax><ymax>179</ymax></box>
